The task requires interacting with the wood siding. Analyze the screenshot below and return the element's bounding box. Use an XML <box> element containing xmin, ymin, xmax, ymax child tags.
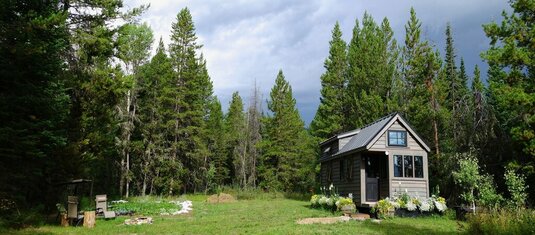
<box><xmin>320</xmin><ymin>154</ymin><xmax>361</xmax><ymax>203</ymax></box>
<box><xmin>369</xmin><ymin>121</ymin><xmax>424</xmax><ymax>152</ymax></box>
<box><xmin>390</xmin><ymin>179</ymin><xmax>428</xmax><ymax>198</ymax></box>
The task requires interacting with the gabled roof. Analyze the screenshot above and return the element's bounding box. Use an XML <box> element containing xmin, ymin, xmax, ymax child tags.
<box><xmin>319</xmin><ymin>113</ymin><xmax>430</xmax><ymax>162</ymax></box>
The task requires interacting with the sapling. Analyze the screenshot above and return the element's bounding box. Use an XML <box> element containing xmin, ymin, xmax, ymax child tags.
<box><xmin>452</xmin><ymin>156</ymin><xmax>481</xmax><ymax>214</ymax></box>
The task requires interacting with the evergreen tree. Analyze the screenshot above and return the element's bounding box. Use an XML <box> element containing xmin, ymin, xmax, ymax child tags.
<box><xmin>310</xmin><ymin>22</ymin><xmax>347</xmax><ymax>139</ymax></box>
<box><xmin>402</xmin><ymin>8</ymin><xmax>446</xmax><ymax>156</ymax></box>
<box><xmin>260</xmin><ymin>70</ymin><xmax>315</xmax><ymax>191</ymax></box>
<box><xmin>455</xmin><ymin>58</ymin><xmax>472</xmax><ymax>150</ymax></box>
<box><xmin>168</xmin><ymin>8</ymin><xmax>211</xmax><ymax>193</ymax></box>
<box><xmin>136</xmin><ymin>39</ymin><xmax>173</xmax><ymax>196</ymax></box>
<box><xmin>64</xmin><ymin>0</ymin><xmax>148</xmax><ymax>197</ymax></box>
<box><xmin>205</xmin><ymin>97</ymin><xmax>228</xmax><ymax>186</ymax></box>
<box><xmin>345</xmin><ymin>13</ymin><xmax>399</xmax><ymax>129</ymax></box>
<box><xmin>225</xmin><ymin>92</ymin><xmax>247</xmax><ymax>186</ymax></box>
<box><xmin>0</xmin><ymin>0</ymin><xmax>70</xmax><ymax>207</ymax></box>
<box><xmin>401</xmin><ymin>9</ymin><xmax>455</xmax><ymax>198</ymax></box>
<box><xmin>482</xmin><ymin>0</ymin><xmax>535</xmax><ymax>195</ymax></box>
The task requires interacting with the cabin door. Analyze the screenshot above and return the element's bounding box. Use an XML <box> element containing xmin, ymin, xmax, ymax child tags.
<box><xmin>365</xmin><ymin>155</ymin><xmax>380</xmax><ymax>202</ymax></box>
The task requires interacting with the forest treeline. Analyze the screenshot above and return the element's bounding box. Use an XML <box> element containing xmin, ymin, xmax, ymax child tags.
<box><xmin>0</xmin><ymin>0</ymin><xmax>533</xmax><ymax>213</ymax></box>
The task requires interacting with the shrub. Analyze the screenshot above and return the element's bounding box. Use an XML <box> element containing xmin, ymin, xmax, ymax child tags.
<box><xmin>478</xmin><ymin>174</ymin><xmax>503</xmax><ymax>210</ymax></box>
<box><xmin>374</xmin><ymin>198</ymin><xmax>394</xmax><ymax>219</ymax></box>
<box><xmin>310</xmin><ymin>194</ymin><xmax>350</xmax><ymax>212</ymax></box>
<box><xmin>452</xmin><ymin>156</ymin><xmax>481</xmax><ymax>213</ymax></box>
<box><xmin>335</xmin><ymin>197</ymin><xmax>354</xmax><ymax>212</ymax></box>
<box><xmin>467</xmin><ymin>209</ymin><xmax>535</xmax><ymax>235</ymax></box>
<box><xmin>504</xmin><ymin>168</ymin><xmax>528</xmax><ymax>209</ymax></box>
<box><xmin>310</xmin><ymin>195</ymin><xmax>320</xmax><ymax>207</ymax></box>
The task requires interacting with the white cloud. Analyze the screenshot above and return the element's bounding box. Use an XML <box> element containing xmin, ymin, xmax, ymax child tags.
<box><xmin>123</xmin><ymin>0</ymin><xmax>509</xmax><ymax>125</ymax></box>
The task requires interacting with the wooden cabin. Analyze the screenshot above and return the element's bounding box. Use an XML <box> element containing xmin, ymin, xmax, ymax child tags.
<box><xmin>319</xmin><ymin>113</ymin><xmax>431</xmax><ymax>207</ymax></box>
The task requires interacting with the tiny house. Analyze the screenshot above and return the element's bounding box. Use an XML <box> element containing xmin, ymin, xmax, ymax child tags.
<box><xmin>319</xmin><ymin>113</ymin><xmax>430</xmax><ymax>207</ymax></box>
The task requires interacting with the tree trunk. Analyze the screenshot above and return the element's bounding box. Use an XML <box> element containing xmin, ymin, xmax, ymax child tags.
<box><xmin>142</xmin><ymin>160</ymin><xmax>148</xmax><ymax>197</ymax></box>
<box><xmin>119</xmin><ymin>158</ymin><xmax>125</xmax><ymax>197</ymax></box>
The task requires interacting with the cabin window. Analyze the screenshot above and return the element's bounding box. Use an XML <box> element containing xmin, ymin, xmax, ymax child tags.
<box><xmin>388</xmin><ymin>130</ymin><xmax>407</xmax><ymax>146</ymax></box>
<box><xmin>404</xmin><ymin>155</ymin><xmax>413</xmax><ymax>177</ymax></box>
<box><xmin>393</xmin><ymin>155</ymin><xmax>424</xmax><ymax>178</ymax></box>
<box><xmin>394</xmin><ymin>155</ymin><xmax>403</xmax><ymax>177</ymax></box>
<box><xmin>414</xmin><ymin>156</ymin><xmax>424</xmax><ymax>178</ymax></box>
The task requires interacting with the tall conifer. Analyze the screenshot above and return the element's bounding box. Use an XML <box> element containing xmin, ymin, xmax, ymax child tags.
<box><xmin>310</xmin><ymin>22</ymin><xmax>347</xmax><ymax>139</ymax></box>
<box><xmin>168</xmin><ymin>8</ymin><xmax>210</xmax><ymax>193</ymax></box>
<box><xmin>260</xmin><ymin>70</ymin><xmax>315</xmax><ymax>191</ymax></box>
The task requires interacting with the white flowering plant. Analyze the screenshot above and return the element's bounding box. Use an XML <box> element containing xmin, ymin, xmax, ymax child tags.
<box><xmin>373</xmin><ymin>194</ymin><xmax>448</xmax><ymax>217</ymax></box>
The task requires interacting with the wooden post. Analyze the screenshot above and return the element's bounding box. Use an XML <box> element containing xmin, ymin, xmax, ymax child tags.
<box><xmin>83</xmin><ymin>211</ymin><xmax>95</xmax><ymax>228</ymax></box>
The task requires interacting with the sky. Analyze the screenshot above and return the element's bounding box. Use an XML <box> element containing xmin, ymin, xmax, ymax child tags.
<box><xmin>123</xmin><ymin>0</ymin><xmax>510</xmax><ymax>125</ymax></box>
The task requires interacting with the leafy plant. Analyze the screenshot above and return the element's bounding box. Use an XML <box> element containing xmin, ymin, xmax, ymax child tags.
<box><xmin>452</xmin><ymin>155</ymin><xmax>481</xmax><ymax>214</ymax></box>
<box><xmin>375</xmin><ymin>199</ymin><xmax>394</xmax><ymax>219</ymax></box>
<box><xmin>335</xmin><ymin>197</ymin><xmax>355</xmax><ymax>212</ymax></box>
<box><xmin>467</xmin><ymin>209</ymin><xmax>535</xmax><ymax>235</ymax></box>
<box><xmin>478</xmin><ymin>174</ymin><xmax>503</xmax><ymax>210</ymax></box>
<box><xmin>504</xmin><ymin>168</ymin><xmax>528</xmax><ymax>209</ymax></box>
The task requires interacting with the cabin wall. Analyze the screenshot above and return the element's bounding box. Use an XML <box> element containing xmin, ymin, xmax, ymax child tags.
<box><xmin>390</xmin><ymin>179</ymin><xmax>428</xmax><ymax>198</ymax></box>
<box><xmin>320</xmin><ymin>154</ymin><xmax>361</xmax><ymax>203</ymax></box>
<box><xmin>366</xmin><ymin>120</ymin><xmax>429</xmax><ymax>199</ymax></box>
<box><xmin>369</xmin><ymin>120</ymin><xmax>424</xmax><ymax>152</ymax></box>
<box><xmin>387</xmin><ymin>151</ymin><xmax>429</xmax><ymax>199</ymax></box>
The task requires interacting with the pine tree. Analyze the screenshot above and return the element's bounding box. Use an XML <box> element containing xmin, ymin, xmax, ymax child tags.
<box><xmin>483</xmin><ymin>0</ymin><xmax>535</xmax><ymax>167</ymax></box>
<box><xmin>0</xmin><ymin>0</ymin><xmax>70</xmax><ymax>207</ymax></box>
<box><xmin>168</xmin><ymin>8</ymin><xmax>211</xmax><ymax>193</ymax></box>
<box><xmin>345</xmin><ymin>13</ymin><xmax>399</xmax><ymax>129</ymax></box>
<box><xmin>205</xmin><ymin>97</ymin><xmax>228</xmax><ymax>186</ymax></box>
<box><xmin>310</xmin><ymin>22</ymin><xmax>347</xmax><ymax>139</ymax></box>
<box><xmin>225</xmin><ymin>92</ymin><xmax>247</xmax><ymax>186</ymax></box>
<box><xmin>402</xmin><ymin>8</ymin><xmax>445</xmax><ymax>156</ymax></box>
<box><xmin>136</xmin><ymin>39</ymin><xmax>173</xmax><ymax>196</ymax></box>
<box><xmin>260</xmin><ymin>70</ymin><xmax>315</xmax><ymax>191</ymax></box>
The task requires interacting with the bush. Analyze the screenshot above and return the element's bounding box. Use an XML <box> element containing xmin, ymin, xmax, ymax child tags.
<box><xmin>467</xmin><ymin>209</ymin><xmax>535</xmax><ymax>235</ymax></box>
<box><xmin>504</xmin><ymin>168</ymin><xmax>528</xmax><ymax>209</ymax></box>
<box><xmin>478</xmin><ymin>174</ymin><xmax>503</xmax><ymax>210</ymax></box>
<box><xmin>309</xmin><ymin>194</ymin><xmax>355</xmax><ymax>212</ymax></box>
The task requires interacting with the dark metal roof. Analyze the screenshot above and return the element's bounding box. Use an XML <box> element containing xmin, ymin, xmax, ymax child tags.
<box><xmin>319</xmin><ymin>113</ymin><xmax>397</xmax><ymax>162</ymax></box>
<box><xmin>335</xmin><ymin>114</ymin><xmax>395</xmax><ymax>156</ymax></box>
<box><xmin>320</xmin><ymin>113</ymin><xmax>440</xmax><ymax>162</ymax></box>
<box><xmin>318</xmin><ymin>113</ymin><xmax>431</xmax><ymax>163</ymax></box>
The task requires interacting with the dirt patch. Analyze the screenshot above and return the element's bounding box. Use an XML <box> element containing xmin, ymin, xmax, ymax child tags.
<box><xmin>296</xmin><ymin>216</ymin><xmax>351</xmax><ymax>225</ymax></box>
<box><xmin>207</xmin><ymin>193</ymin><xmax>236</xmax><ymax>203</ymax></box>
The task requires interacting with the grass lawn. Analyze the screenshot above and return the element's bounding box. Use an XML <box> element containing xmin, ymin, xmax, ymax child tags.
<box><xmin>4</xmin><ymin>195</ymin><xmax>464</xmax><ymax>234</ymax></box>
